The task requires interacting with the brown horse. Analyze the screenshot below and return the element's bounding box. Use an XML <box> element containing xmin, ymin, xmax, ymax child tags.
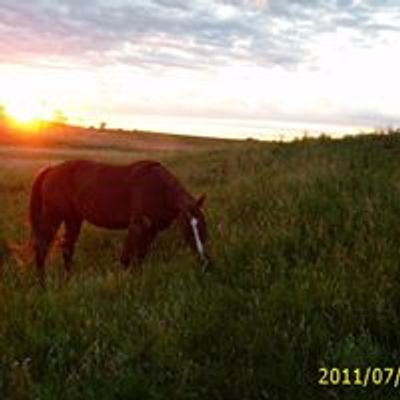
<box><xmin>29</xmin><ymin>159</ymin><xmax>209</xmax><ymax>286</ymax></box>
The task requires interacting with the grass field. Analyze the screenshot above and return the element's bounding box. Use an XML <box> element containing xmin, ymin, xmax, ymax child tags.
<box><xmin>1</xmin><ymin>130</ymin><xmax>400</xmax><ymax>399</ymax></box>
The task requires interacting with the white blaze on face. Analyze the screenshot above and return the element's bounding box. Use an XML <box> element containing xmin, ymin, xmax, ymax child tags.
<box><xmin>190</xmin><ymin>217</ymin><xmax>205</xmax><ymax>259</ymax></box>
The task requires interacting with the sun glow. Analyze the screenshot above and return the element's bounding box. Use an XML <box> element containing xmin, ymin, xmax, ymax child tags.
<box><xmin>0</xmin><ymin>63</ymin><xmax>95</xmax><ymax>131</ymax></box>
<box><xmin>7</xmin><ymin>102</ymin><xmax>44</xmax><ymax>125</ymax></box>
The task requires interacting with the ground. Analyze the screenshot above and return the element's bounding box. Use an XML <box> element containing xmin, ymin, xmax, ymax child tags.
<box><xmin>1</xmin><ymin>127</ymin><xmax>400</xmax><ymax>399</ymax></box>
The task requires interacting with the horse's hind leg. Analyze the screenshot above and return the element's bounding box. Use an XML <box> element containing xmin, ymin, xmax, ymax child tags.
<box><xmin>34</xmin><ymin>218</ymin><xmax>61</xmax><ymax>288</ymax></box>
<box><xmin>61</xmin><ymin>217</ymin><xmax>82</xmax><ymax>279</ymax></box>
<box><xmin>34</xmin><ymin>240</ymin><xmax>48</xmax><ymax>288</ymax></box>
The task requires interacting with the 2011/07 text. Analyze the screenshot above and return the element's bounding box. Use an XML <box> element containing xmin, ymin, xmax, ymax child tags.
<box><xmin>319</xmin><ymin>367</ymin><xmax>400</xmax><ymax>387</ymax></box>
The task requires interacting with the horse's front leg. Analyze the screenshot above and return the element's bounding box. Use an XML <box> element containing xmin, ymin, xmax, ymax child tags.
<box><xmin>120</xmin><ymin>217</ymin><xmax>157</xmax><ymax>269</ymax></box>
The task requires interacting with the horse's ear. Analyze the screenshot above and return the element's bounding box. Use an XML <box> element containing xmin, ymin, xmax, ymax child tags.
<box><xmin>196</xmin><ymin>194</ymin><xmax>206</xmax><ymax>208</ymax></box>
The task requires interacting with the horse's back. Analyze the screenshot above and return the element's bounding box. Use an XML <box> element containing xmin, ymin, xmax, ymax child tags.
<box><xmin>69</xmin><ymin>160</ymin><xmax>140</xmax><ymax>228</ymax></box>
<box><xmin>39</xmin><ymin>159</ymin><xmax>190</xmax><ymax>229</ymax></box>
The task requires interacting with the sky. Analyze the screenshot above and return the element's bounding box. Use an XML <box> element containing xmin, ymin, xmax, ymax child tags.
<box><xmin>0</xmin><ymin>0</ymin><xmax>399</xmax><ymax>140</ymax></box>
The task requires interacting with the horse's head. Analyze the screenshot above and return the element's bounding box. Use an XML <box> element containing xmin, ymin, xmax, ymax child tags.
<box><xmin>178</xmin><ymin>194</ymin><xmax>210</xmax><ymax>270</ymax></box>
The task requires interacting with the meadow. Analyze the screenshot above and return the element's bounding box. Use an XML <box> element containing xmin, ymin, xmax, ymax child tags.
<box><xmin>1</xmin><ymin>130</ymin><xmax>400</xmax><ymax>399</ymax></box>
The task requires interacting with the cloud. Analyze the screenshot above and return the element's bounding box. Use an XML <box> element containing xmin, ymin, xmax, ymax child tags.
<box><xmin>0</xmin><ymin>0</ymin><xmax>397</xmax><ymax>71</ymax></box>
<box><xmin>0</xmin><ymin>0</ymin><xmax>399</xmax><ymax>134</ymax></box>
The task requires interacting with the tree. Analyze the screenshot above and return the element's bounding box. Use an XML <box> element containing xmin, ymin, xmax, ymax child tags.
<box><xmin>0</xmin><ymin>104</ymin><xmax>8</xmax><ymax>130</ymax></box>
<box><xmin>53</xmin><ymin>109</ymin><xmax>68</xmax><ymax>125</ymax></box>
<box><xmin>0</xmin><ymin>104</ymin><xmax>6</xmax><ymax>123</ymax></box>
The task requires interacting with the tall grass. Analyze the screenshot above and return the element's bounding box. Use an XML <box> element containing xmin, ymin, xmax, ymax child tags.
<box><xmin>1</xmin><ymin>132</ymin><xmax>400</xmax><ymax>399</ymax></box>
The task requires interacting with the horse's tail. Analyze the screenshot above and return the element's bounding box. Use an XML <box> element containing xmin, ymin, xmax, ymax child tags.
<box><xmin>29</xmin><ymin>167</ymin><xmax>51</xmax><ymax>237</ymax></box>
<box><xmin>8</xmin><ymin>167</ymin><xmax>52</xmax><ymax>266</ymax></box>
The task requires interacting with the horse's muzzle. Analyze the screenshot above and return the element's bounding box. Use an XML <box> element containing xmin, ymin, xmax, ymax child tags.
<box><xmin>200</xmin><ymin>253</ymin><xmax>212</xmax><ymax>272</ymax></box>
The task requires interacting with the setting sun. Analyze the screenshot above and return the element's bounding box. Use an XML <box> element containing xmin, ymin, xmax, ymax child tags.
<box><xmin>6</xmin><ymin>101</ymin><xmax>43</xmax><ymax>125</ymax></box>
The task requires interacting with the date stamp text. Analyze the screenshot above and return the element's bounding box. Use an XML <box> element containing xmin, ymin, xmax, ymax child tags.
<box><xmin>318</xmin><ymin>367</ymin><xmax>400</xmax><ymax>387</ymax></box>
